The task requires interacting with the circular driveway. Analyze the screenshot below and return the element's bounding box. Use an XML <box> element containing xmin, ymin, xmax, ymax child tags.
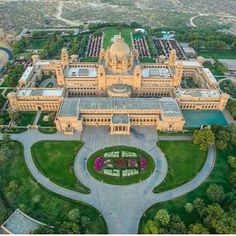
<box><xmin>1</xmin><ymin>127</ymin><xmax>216</xmax><ymax>234</ymax></box>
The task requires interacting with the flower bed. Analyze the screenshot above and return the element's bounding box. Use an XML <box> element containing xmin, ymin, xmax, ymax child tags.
<box><xmin>88</xmin><ymin>146</ymin><xmax>155</xmax><ymax>185</ymax></box>
<box><xmin>93</xmin><ymin>150</ymin><xmax>149</xmax><ymax>176</ymax></box>
<box><xmin>94</xmin><ymin>157</ymin><xmax>103</xmax><ymax>171</ymax></box>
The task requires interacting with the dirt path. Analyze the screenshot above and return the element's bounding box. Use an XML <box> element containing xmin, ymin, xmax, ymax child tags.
<box><xmin>54</xmin><ymin>1</ymin><xmax>81</xmax><ymax>26</ymax></box>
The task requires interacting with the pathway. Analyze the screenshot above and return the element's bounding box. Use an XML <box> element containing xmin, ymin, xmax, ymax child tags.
<box><xmin>0</xmin><ymin>127</ymin><xmax>216</xmax><ymax>234</ymax></box>
<box><xmin>54</xmin><ymin>1</ymin><xmax>81</xmax><ymax>27</ymax></box>
<box><xmin>33</xmin><ymin>111</ymin><xmax>42</xmax><ymax>125</ymax></box>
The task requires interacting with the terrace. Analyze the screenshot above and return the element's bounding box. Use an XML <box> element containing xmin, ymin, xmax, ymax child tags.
<box><xmin>142</xmin><ymin>68</ymin><xmax>171</xmax><ymax>79</ymax></box>
<box><xmin>64</xmin><ymin>66</ymin><xmax>97</xmax><ymax>78</ymax></box>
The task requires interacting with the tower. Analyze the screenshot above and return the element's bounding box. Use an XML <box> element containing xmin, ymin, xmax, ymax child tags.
<box><xmin>173</xmin><ymin>62</ymin><xmax>183</xmax><ymax>87</ymax></box>
<box><xmin>168</xmin><ymin>49</ymin><xmax>176</xmax><ymax>67</ymax></box>
<box><xmin>97</xmin><ymin>65</ymin><xmax>106</xmax><ymax>93</ymax></box>
<box><xmin>133</xmin><ymin>65</ymin><xmax>142</xmax><ymax>90</ymax></box>
<box><xmin>55</xmin><ymin>64</ymin><xmax>65</xmax><ymax>86</ymax></box>
<box><xmin>61</xmin><ymin>48</ymin><xmax>69</xmax><ymax>67</ymax></box>
<box><xmin>32</xmin><ymin>54</ymin><xmax>40</xmax><ymax>64</ymax></box>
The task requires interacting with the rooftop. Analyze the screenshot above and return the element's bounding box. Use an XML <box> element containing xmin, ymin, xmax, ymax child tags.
<box><xmin>142</xmin><ymin>68</ymin><xmax>171</xmax><ymax>78</ymax></box>
<box><xmin>17</xmin><ymin>88</ymin><xmax>64</xmax><ymax>97</ymax></box>
<box><xmin>112</xmin><ymin>114</ymin><xmax>129</xmax><ymax>124</ymax></box>
<box><xmin>58</xmin><ymin>97</ymin><xmax>183</xmax><ymax>118</ymax></box>
<box><xmin>18</xmin><ymin>66</ymin><xmax>34</xmax><ymax>83</ymax></box>
<box><xmin>203</xmin><ymin>68</ymin><xmax>217</xmax><ymax>84</ymax></box>
<box><xmin>65</xmin><ymin>66</ymin><xmax>97</xmax><ymax>78</ymax></box>
<box><xmin>176</xmin><ymin>88</ymin><xmax>220</xmax><ymax>98</ymax></box>
<box><xmin>1</xmin><ymin>209</ymin><xmax>46</xmax><ymax>234</ymax></box>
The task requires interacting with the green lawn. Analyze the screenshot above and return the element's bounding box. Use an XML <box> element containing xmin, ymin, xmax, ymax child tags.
<box><xmin>31</xmin><ymin>141</ymin><xmax>90</xmax><ymax>194</ymax></box>
<box><xmin>38</xmin><ymin>127</ymin><xmax>57</xmax><ymax>134</ymax></box>
<box><xmin>197</xmin><ymin>50</ymin><xmax>236</xmax><ymax>59</ymax></box>
<box><xmin>0</xmin><ymin>141</ymin><xmax>107</xmax><ymax>233</ymax></box>
<box><xmin>139</xmin><ymin>148</ymin><xmax>235</xmax><ymax>233</ymax></box>
<box><xmin>17</xmin><ymin>112</ymin><xmax>37</xmax><ymax>126</ymax></box>
<box><xmin>140</xmin><ymin>58</ymin><xmax>156</xmax><ymax>63</ymax></box>
<box><xmin>80</xmin><ymin>57</ymin><xmax>99</xmax><ymax>62</ymax></box>
<box><xmin>87</xmin><ymin>146</ymin><xmax>155</xmax><ymax>185</ymax></box>
<box><xmin>153</xmin><ymin>141</ymin><xmax>207</xmax><ymax>193</ymax></box>
<box><xmin>158</xmin><ymin>131</ymin><xmax>193</xmax><ymax>136</ymax></box>
<box><xmin>102</xmin><ymin>27</ymin><xmax>133</xmax><ymax>48</ymax></box>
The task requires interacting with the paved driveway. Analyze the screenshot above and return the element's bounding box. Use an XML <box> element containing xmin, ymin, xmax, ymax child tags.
<box><xmin>1</xmin><ymin>127</ymin><xmax>216</xmax><ymax>234</ymax></box>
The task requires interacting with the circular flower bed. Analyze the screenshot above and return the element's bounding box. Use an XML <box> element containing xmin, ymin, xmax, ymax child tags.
<box><xmin>87</xmin><ymin>146</ymin><xmax>155</xmax><ymax>185</ymax></box>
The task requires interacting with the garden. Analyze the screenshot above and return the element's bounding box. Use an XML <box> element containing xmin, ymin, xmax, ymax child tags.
<box><xmin>139</xmin><ymin>144</ymin><xmax>236</xmax><ymax>234</ymax></box>
<box><xmin>87</xmin><ymin>146</ymin><xmax>155</xmax><ymax>185</ymax></box>
<box><xmin>133</xmin><ymin>34</ymin><xmax>150</xmax><ymax>58</ymax></box>
<box><xmin>153</xmin><ymin>141</ymin><xmax>207</xmax><ymax>193</ymax></box>
<box><xmin>85</xmin><ymin>34</ymin><xmax>103</xmax><ymax>58</ymax></box>
<box><xmin>0</xmin><ymin>140</ymin><xmax>107</xmax><ymax>234</ymax></box>
<box><xmin>31</xmin><ymin>141</ymin><xmax>90</xmax><ymax>194</ymax></box>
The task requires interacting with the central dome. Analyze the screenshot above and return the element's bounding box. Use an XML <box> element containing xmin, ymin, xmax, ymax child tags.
<box><xmin>109</xmin><ymin>35</ymin><xmax>131</xmax><ymax>59</ymax></box>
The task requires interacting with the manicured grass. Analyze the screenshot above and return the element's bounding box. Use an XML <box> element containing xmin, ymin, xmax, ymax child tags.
<box><xmin>87</xmin><ymin>146</ymin><xmax>155</xmax><ymax>185</ymax></box>
<box><xmin>80</xmin><ymin>57</ymin><xmax>99</xmax><ymax>62</ymax></box>
<box><xmin>38</xmin><ymin>127</ymin><xmax>57</xmax><ymax>134</ymax></box>
<box><xmin>32</xmin><ymin>141</ymin><xmax>90</xmax><ymax>194</ymax></box>
<box><xmin>0</xmin><ymin>141</ymin><xmax>107</xmax><ymax>233</ymax></box>
<box><xmin>139</xmin><ymin>148</ymin><xmax>235</xmax><ymax>233</ymax></box>
<box><xmin>158</xmin><ymin>131</ymin><xmax>193</xmax><ymax>136</ymax></box>
<box><xmin>153</xmin><ymin>141</ymin><xmax>207</xmax><ymax>193</ymax></box>
<box><xmin>17</xmin><ymin>112</ymin><xmax>37</xmax><ymax>126</ymax></box>
<box><xmin>197</xmin><ymin>50</ymin><xmax>236</xmax><ymax>59</ymax></box>
<box><xmin>102</xmin><ymin>27</ymin><xmax>133</xmax><ymax>48</ymax></box>
<box><xmin>140</xmin><ymin>58</ymin><xmax>156</xmax><ymax>63</ymax></box>
<box><xmin>37</xmin><ymin>112</ymin><xmax>56</xmax><ymax>127</ymax></box>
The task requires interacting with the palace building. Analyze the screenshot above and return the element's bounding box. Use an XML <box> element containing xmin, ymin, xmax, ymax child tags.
<box><xmin>7</xmin><ymin>35</ymin><xmax>229</xmax><ymax>135</ymax></box>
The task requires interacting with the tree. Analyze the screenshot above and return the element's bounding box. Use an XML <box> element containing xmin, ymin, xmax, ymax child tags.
<box><xmin>193</xmin><ymin>198</ymin><xmax>206</xmax><ymax>217</ymax></box>
<box><xmin>193</xmin><ymin>128</ymin><xmax>215</xmax><ymax>151</ymax></box>
<box><xmin>0</xmin><ymin>201</ymin><xmax>8</xmax><ymax>223</ymax></box>
<box><xmin>188</xmin><ymin>223</ymin><xmax>209</xmax><ymax>234</ymax></box>
<box><xmin>2</xmin><ymin>133</ymin><xmax>11</xmax><ymax>144</ymax></box>
<box><xmin>0</xmin><ymin>146</ymin><xmax>13</xmax><ymax>163</ymax></box>
<box><xmin>80</xmin><ymin>216</ymin><xmax>91</xmax><ymax>229</ymax></box>
<box><xmin>59</xmin><ymin>221</ymin><xmax>81</xmax><ymax>234</ymax></box>
<box><xmin>143</xmin><ymin>220</ymin><xmax>159</xmax><ymax>234</ymax></box>
<box><xmin>203</xmin><ymin>203</ymin><xmax>235</xmax><ymax>234</ymax></box>
<box><xmin>67</xmin><ymin>208</ymin><xmax>81</xmax><ymax>223</ymax></box>
<box><xmin>32</xmin><ymin>225</ymin><xmax>55</xmax><ymax>234</ymax></box>
<box><xmin>229</xmin><ymin>172</ymin><xmax>236</xmax><ymax>187</ymax></box>
<box><xmin>228</xmin><ymin>156</ymin><xmax>236</xmax><ymax>169</ymax></box>
<box><xmin>9</xmin><ymin>111</ymin><xmax>20</xmax><ymax>123</ymax></box>
<box><xmin>169</xmin><ymin>214</ymin><xmax>186</xmax><ymax>234</ymax></box>
<box><xmin>185</xmin><ymin>203</ymin><xmax>194</xmax><ymax>213</ymax></box>
<box><xmin>206</xmin><ymin>184</ymin><xmax>225</xmax><ymax>203</ymax></box>
<box><xmin>154</xmin><ymin>209</ymin><xmax>170</xmax><ymax>226</ymax></box>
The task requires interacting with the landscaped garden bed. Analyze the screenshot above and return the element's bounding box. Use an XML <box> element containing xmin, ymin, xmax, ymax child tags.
<box><xmin>87</xmin><ymin>146</ymin><xmax>155</xmax><ymax>185</ymax></box>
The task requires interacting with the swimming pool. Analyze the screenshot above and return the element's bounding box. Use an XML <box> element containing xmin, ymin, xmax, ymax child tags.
<box><xmin>183</xmin><ymin>110</ymin><xmax>228</xmax><ymax>128</ymax></box>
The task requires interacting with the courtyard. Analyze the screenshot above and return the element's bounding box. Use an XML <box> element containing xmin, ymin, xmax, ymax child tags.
<box><xmin>0</xmin><ymin>126</ymin><xmax>217</xmax><ymax>234</ymax></box>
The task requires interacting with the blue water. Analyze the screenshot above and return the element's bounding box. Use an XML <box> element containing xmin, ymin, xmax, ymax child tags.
<box><xmin>183</xmin><ymin>110</ymin><xmax>228</xmax><ymax>128</ymax></box>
